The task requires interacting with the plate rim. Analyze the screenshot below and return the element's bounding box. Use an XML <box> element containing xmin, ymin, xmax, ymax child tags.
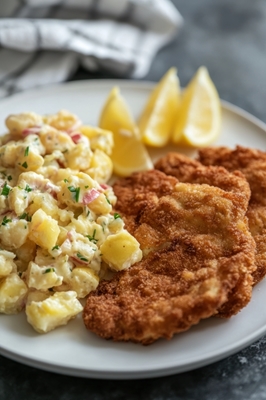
<box><xmin>1</xmin><ymin>316</ymin><xmax>266</xmax><ymax>380</ymax></box>
<box><xmin>0</xmin><ymin>79</ymin><xmax>266</xmax><ymax>379</ymax></box>
<box><xmin>1</xmin><ymin>78</ymin><xmax>265</xmax><ymax>133</ymax></box>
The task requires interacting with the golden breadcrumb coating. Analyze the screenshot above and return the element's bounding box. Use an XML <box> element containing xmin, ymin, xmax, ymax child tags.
<box><xmin>198</xmin><ymin>145</ymin><xmax>266</xmax><ymax>284</ymax></box>
<box><xmin>155</xmin><ymin>152</ymin><xmax>256</xmax><ymax>317</ymax></box>
<box><xmin>83</xmin><ymin>171</ymin><xmax>255</xmax><ymax>344</ymax></box>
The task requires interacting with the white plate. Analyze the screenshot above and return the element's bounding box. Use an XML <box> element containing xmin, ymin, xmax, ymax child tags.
<box><xmin>0</xmin><ymin>80</ymin><xmax>266</xmax><ymax>380</ymax></box>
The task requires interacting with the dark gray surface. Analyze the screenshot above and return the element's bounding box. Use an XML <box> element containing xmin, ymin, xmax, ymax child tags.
<box><xmin>1</xmin><ymin>0</ymin><xmax>266</xmax><ymax>399</ymax></box>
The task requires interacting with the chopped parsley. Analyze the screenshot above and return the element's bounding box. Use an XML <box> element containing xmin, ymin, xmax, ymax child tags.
<box><xmin>52</xmin><ymin>245</ymin><xmax>60</xmax><ymax>251</ymax></box>
<box><xmin>76</xmin><ymin>252</ymin><xmax>88</xmax><ymax>262</ymax></box>
<box><xmin>68</xmin><ymin>185</ymin><xmax>80</xmax><ymax>202</ymax></box>
<box><xmin>1</xmin><ymin>216</ymin><xmax>11</xmax><ymax>226</ymax></box>
<box><xmin>105</xmin><ymin>196</ymin><xmax>111</xmax><ymax>205</ymax></box>
<box><xmin>114</xmin><ymin>213</ymin><xmax>121</xmax><ymax>220</ymax></box>
<box><xmin>86</xmin><ymin>229</ymin><xmax>98</xmax><ymax>244</ymax></box>
<box><xmin>22</xmin><ymin>161</ymin><xmax>28</xmax><ymax>169</ymax></box>
<box><xmin>43</xmin><ymin>268</ymin><xmax>55</xmax><ymax>274</ymax></box>
<box><xmin>7</xmin><ymin>175</ymin><xmax>12</xmax><ymax>181</ymax></box>
<box><xmin>1</xmin><ymin>182</ymin><xmax>11</xmax><ymax>197</ymax></box>
<box><xmin>86</xmin><ymin>210</ymin><xmax>90</xmax><ymax>217</ymax></box>
<box><xmin>64</xmin><ymin>179</ymin><xmax>69</xmax><ymax>183</ymax></box>
<box><xmin>24</xmin><ymin>146</ymin><xmax>29</xmax><ymax>156</ymax></box>
<box><xmin>101</xmin><ymin>222</ymin><xmax>106</xmax><ymax>232</ymax></box>
<box><xmin>19</xmin><ymin>212</ymin><xmax>31</xmax><ymax>221</ymax></box>
<box><xmin>24</xmin><ymin>184</ymin><xmax>32</xmax><ymax>192</ymax></box>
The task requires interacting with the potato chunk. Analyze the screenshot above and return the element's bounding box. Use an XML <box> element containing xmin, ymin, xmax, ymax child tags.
<box><xmin>5</xmin><ymin>112</ymin><xmax>42</xmax><ymax>136</ymax></box>
<box><xmin>0</xmin><ymin>250</ymin><xmax>17</xmax><ymax>278</ymax></box>
<box><xmin>64</xmin><ymin>143</ymin><xmax>92</xmax><ymax>170</ymax></box>
<box><xmin>0</xmin><ymin>273</ymin><xmax>28</xmax><ymax>314</ymax></box>
<box><xmin>43</xmin><ymin>110</ymin><xmax>81</xmax><ymax>132</ymax></box>
<box><xmin>17</xmin><ymin>146</ymin><xmax>44</xmax><ymax>172</ymax></box>
<box><xmin>26</xmin><ymin>291</ymin><xmax>83</xmax><ymax>333</ymax></box>
<box><xmin>26</xmin><ymin>262</ymin><xmax>63</xmax><ymax>290</ymax></box>
<box><xmin>100</xmin><ymin>230</ymin><xmax>142</xmax><ymax>271</ymax></box>
<box><xmin>80</xmin><ymin>126</ymin><xmax>113</xmax><ymax>155</ymax></box>
<box><xmin>86</xmin><ymin>149</ymin><xmax>113</xmax><ymax>183</ymax></box>
<box><xmin>39</xmin><ymin>127</ymin><xmax>74</xmax><ymax>154</ymax></box>
<box><xmin>88</xmin><ymin>193</ymin><xmax>112</xmax><ymax>215</ymax></box>
<box><xmin>29</xmin><ymin>209</ymin><xmax>60</xmax><ymax>249</ymax></box>
<box><xmin>69</xmin><ymin>267</ymin><xmax>99</xmax><ymax>298</ymax></box>
<box><xmin>0</xmin><ymin>219</ymin><xmax>29</xmax><ymax>250</ymax></box>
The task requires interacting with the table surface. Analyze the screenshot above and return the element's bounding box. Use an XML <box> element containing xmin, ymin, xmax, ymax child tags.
<box><xmin>1</xmin><ymin>0</ymin><xmax>266</xmax><ymax>399</ymax></box>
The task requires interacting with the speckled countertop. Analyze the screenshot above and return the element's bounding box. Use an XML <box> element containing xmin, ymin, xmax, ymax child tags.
<box><xmin>1</xmin><ymin>0</ymin><xmax>266</xmax><ymax>399</ymax></box>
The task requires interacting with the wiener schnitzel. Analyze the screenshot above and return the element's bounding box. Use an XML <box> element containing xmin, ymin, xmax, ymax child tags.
<box><xmin>198</xmin><ymin>145</ymin><xmax>266</xmax><ymax>284</ymax></box>
<box><xmin>112</xmin><ymin>169</ymin><xmax>178</xmax><ymax>239</ymax></box>
<box><xmin>155</xmin><ymin>152</ymin><xmax>250</xmax><ymax>206</ymax></box>
<box><xmin>155</xmin><ymin>153</ymin><xmax>255</xmax><ymax>317</ymax></box>
<box><xmin>83</xmin><ymin>170</ymin><xmax>255</xmax><ymax>344</ymax></box>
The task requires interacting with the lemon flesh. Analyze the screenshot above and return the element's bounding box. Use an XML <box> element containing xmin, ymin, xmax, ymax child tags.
<box><xmin>138</xmin><ymin>67</ymin><xmax>181</xmax><ymax>147</ymax></box>
<box><xmin>99</xmin><ymin>87</ymin><xmax>153</xmax><ymax>177</ymax></box>
<box><xmin>172</xmin><ymin>66</ymin><xmax>221</xmax><ymax>147</ymax></box>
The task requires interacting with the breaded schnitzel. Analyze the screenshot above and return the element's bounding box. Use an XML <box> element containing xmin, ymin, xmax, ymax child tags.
<box><xmin>113</xmin><ymin>169</ymin><xmax>178</xmax><ymax>237</ymax></box>
<box><xmin>155</xmin><ymin>153</ymin><xmax>255</xmax><ymax>317</ymax></box>
<box><xmin>155</xmin><ymin>152</ymin><xmax>250</xmax><ymax>206</ymax></box>
<box><xmin>83</xmin><ymin>171</ymin><xmax>255</xmax><ymax>344</ymax></box>
<box><xmin>198</xmin><ymin>145</ymin><xmax>266</xmax><ymax>284</ymax></box>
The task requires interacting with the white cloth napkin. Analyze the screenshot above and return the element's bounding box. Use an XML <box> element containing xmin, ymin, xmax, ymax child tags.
<box><xmin>0</xmin><ymin>0</ymin><xmax>183</xmax><ymax>98</ymax></box>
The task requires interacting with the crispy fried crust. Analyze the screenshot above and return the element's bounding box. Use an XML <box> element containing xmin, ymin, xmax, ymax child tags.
<box><xmin>155</xmin><ymin>152</ymin><xmax>250</xmax><ymax>206</ymax></box>
<box><xmin>198</xmin><ymin>145</ymin><xmax>266</xmax><ymax>284</ymax></box>
<box><xmin>113</xmin><ymin>169</ymin><xmax>178</xmax><ymax>235</ymax></box>
<box><xmin>155</xmin><ymin>153</ymin><xmax>255</xmax><ymax>317</ymax></box>
<box><xmin>113</xmin><ymin>169</ymin><xmax>178</xmax><ymax>216</ymax></box>
<box><xmin>155</xmin><ymin>153</ymin><xmax>202</xmax><ymax>182</ymax></box>
<box><xmin>83</xmin><ymin>172</ymin><xmax>255</xmax><ymax>344</ymax></box>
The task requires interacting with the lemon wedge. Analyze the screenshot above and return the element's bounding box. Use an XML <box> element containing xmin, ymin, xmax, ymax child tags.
<box><xmin>99</xmin><ymin>87</ymin><xmax>153</xmax><ymax>177</ymax></box>
<box><xmin>172</xmin><ymin>66</ymin><xmax>221</xmax><ymax>147</ymax></box>
<box><xmin>138</xmin><ymin>67</ymin><xmax>181</xmax><ymax>147</ymax></box>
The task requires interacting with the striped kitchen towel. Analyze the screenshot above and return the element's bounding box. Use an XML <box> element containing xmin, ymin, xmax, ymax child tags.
<box><xmin>0</xmin><ymin>0</ymin><xmax>183</xmax><ymax>98</ymax></box>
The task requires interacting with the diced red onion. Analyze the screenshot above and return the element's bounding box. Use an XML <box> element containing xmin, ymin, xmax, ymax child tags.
<box><xmin>100</xmin><ymin>184</ymin><xmax>110</xmax><ymax>190</ymax></box>
<box><xmin>67</xmin><ymin>231</ymin><xmax>75</xmax><ymax>241</ymax></box>
<box><xmin>70</xmin><ymin>255</ymin><xmax>89</xmax><ymax>265</ymax></box>
<box><xmin>22</xmin><ymin>126</ymin><xmax>42</xmax><ymax>137</ymax></box>
<box><xmin>70</xmin><ymin>132</ymin><xmax>82</xmax><ymax>144</ymax></box>
<box><xmin>83</xmin><ymin>188</ymin><xmax>100</xmax><ymax>205</ymax></box>
<box><xmin>45</xmin><ymin>182</ymin><xmax>60</xmax><ymax>196</ymax></box>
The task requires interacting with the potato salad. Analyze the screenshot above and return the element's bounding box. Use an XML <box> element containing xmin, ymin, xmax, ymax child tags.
<box><xmin>0</xmin><ymin>110</ymin><xmax>142</xmax><ymax>333</ymax></box>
